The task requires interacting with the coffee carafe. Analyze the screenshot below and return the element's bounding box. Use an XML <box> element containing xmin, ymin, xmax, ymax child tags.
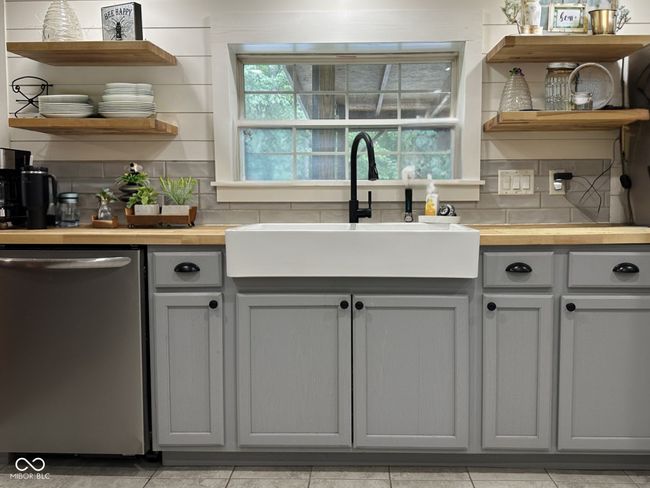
<box><xmin>21</xmin><ymin>167</ymin><xmax>57</xmax><ymax>229</ymax></box>
<box><xmin>0</xmin><ymin>148</ymin><xmax>31</xmax><ymax>228</ymax></box>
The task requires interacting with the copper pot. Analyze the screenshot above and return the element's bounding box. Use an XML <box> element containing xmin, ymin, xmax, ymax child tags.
<box><xmin>590</xmin><ymin>9</ymin><xmax>617</xmax><ymax>35</ymax></box>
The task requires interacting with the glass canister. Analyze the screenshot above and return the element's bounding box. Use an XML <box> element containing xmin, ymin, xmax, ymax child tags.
<box><xmin>499</xmin><ymin>68</ymin><xmax>533</xmax><ymax>112</ymax></box>
<box><xmin>56</xmin><ymin>192</ymin><xmax>80</xmax><ymax>227</ymax></box>
<box><xmin>545</xmin><ymin>63</ymin><xmax>578</xmax><ymax>111</ymax></box>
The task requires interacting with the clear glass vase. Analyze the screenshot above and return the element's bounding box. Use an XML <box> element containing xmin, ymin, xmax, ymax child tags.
<box><xmin>42</xmin><ymin>0</ymin><xmax>83</xmax><ymax>42</ymax></box>
<box><xmin>97</xmin><ymin>202</ymin><xmax>113</xmax><ymax>221</ymax></box>
<box><xmin>499</xmin><ymin>69</ymin><xmax>533</xmax><ymax>112</ymax></box>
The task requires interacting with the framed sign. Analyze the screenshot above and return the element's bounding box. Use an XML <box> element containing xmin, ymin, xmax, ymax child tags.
<box><xmin>101</xmin><ymin>2</ymin><xmax>143</xmax><ymax>41</ymax></box>
<box><xmin>548</xmin><ymin>3</ymin><xmax>588</xmax><ymax>33</ymax></box>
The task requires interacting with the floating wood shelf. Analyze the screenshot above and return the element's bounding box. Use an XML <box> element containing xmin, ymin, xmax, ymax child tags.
<box><xmin>6</xmin><ymin>41</ymin><xmax>176</xmax><ymax>66</ymax></box>
<box><xmin>486</xmin><ymin>35</ymin><xmax>650</xmax><ymax>63</ymax></box>
<box><xmin>483</xmin><ymin>109</ymin><xmax>650</xmax><ymax>132</ymax></box>
<box><xmin>9</xmin><ymin>117</ymin><xmax>179</xmax><ymax>135</ymax></box>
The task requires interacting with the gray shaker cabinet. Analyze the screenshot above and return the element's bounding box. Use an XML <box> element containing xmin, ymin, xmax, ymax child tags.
<box><xmin>237</xmin><ymin>294</ymin><xmax>352</xmax><ymax>447</ymax></box>
<box><xmin>353</xmin><ymin>295</ymin><xmax>470</xmax><ymax>449</ymax></box>
<box><xmin>152</xmin><ymin>293</ymin><xmax>224</xmax><ymax>447</ymax></box>
<box><xmin>558</xmin><ymin>295</ymin><xmax>650</xmax><ymax>451</ymax></box>
<box><xmin>482</xmin><ymin>295</ymin><xmax>554</xmax><ymax>450</ymax></box>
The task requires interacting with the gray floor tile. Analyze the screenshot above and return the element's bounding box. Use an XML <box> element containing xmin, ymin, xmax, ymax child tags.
<box><xmin>0</xmin><ymin>474</ymin><xmax>69</xmax><ymax>488</ymax></box>
<box><xmin>231</xmin><ymin>467</ymin><xmax>310</xmax><ymax>480</ymax></box>
<box><xmin>57</xmin><ymin>466</ymin><xmax>156</xmax><ymax>478</ymax></box>
<box><xmin>58</xmin><ymin>476</ymin><xmax>149</xmax><ymax>488</ymax></box>
<box><xmin>154</xmin><ymin>467</ymin><xmax>233</xmax><ymax>479</ymax></box>
<box><xmin>548</xmin><ymin>470</ymin><xmax>634</xmax><ymax>484</ymax></box>
<box><xmin>472</xmin><ymin>482</ymin><xmax>557</xmax><ymax>488</ymax></box>
<box><xmin>554</xmin><ymin>483</ymin><xmax>637</xmax><ymax>488</ymax></box>
<box><xmin>311</xmin><ymin>467</ymin><xmax>389</xmax><ymax>480</ymax></box>
<box><xmin>309</xmin><ymin>481</ymin><xmax>390</xmax><ymax>488</ymax></box>
<box><xmin>146</xmin><ymin>480</ymin><xmax>228</xmax><ymax>488</ymax></box>
<box><xmin>626</xmin><ymin>471</ymin><xmax>650</xmax><ymax>483</ymax></box>
<box><xmin>390</xmin><ymin>467</ymin><xmax>470</xmax><ymax>481</ymax></box>
<box><xmin>468</xmin><ymin>468</ymin><xmax>551</xmax><ymax>481</ymax></box>
<box><xmin>225</xmin><ymin>480</ymin><xmax>307</xmax><ymax>488</ymax></box>
<box><xmin>390</xmin><ymin>481</ymin><xmax>473</xmax><ymax>488</ymax></box>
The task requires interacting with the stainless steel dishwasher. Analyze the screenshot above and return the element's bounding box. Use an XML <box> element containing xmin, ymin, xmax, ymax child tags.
<box><xmin>0</xmin><ymin>248</ymin><xmax>149</xmax><ymax>455</ymax></box>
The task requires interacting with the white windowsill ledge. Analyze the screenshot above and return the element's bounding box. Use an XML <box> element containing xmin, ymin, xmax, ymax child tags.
<box><xmin>211</xmin><ymin>180</ymin><xmax>484</xmax><ymax>203</ymax></box>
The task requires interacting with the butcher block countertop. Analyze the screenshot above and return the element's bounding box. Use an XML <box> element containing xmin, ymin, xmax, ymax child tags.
<box><xmin>0</xmin><ymin>224</ymin><xmax>649</xmax><ymax>247</ymax></box>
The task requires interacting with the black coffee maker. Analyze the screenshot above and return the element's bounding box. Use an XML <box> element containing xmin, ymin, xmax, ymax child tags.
<box><xmin>0</xmin><ymin>148</ymin><xmax>31</xmax><ymax>228</ymax></box>
<box><xmin>21</xmin><ymin>166</ymin><xmax>57</xmax><ymax>229</ymax></box>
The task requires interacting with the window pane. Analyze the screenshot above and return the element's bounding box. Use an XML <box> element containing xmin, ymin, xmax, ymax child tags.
<box><xmin>401</xmin><ymin>92</ymin><xmax>451</xmax><ymax>119</ymax></box>
<box><xmin>242</xmin><ymin>128</ymin><xmax>292</xmax><ymax>153</ymax></box>
<box><xmin>245</xmin><ymin>155</ymin><xmax>293</xmax><ymax>181</ymax></box>
<box><xmin>244</xmin><ymin>94</ymin><xmax>295</xmax><ymax>120</ymax></box>
<box><xmin>402</xmin><ymin>154</ymin><xmax>452</xmax><ymax>180</ymax></box>
<box><xmin>297</xmin><ymin>155</ymin><xmax>346</xmax><ymax>180</ymax></box>
<box><xmin>348</xmin><ymin>64</ymin><xmax>398</xmax><ymax>92</ymax></box>
<box><xmin>348</xmin><ymin>129</ymin><xmax>398</xmax><ymax>153</ymax></box>
<box><xmin>401</xmin><ymin>128</ymin><xmax>451</xmax><ymax>153</ymax></box>
<box><xmin>401</xmin><ymin>62</ymin><xmax>452</xmax><ymax>91</ymax></box>
<box><xmin>349</xmin><ymin>129</ymin><xmax>399</xmax><ymax>181</ymax></box>
<box><xmin>242</xmin><ymin>129</ymin><xmax>293</xmax><ymax>181</ymax></box>
<box><xmin>244</xmin><ymin>64</ymin><xmax>294</xmax><ymax>92</ymax></box>
<box><xmin>349</xmin><ymin>93</ymin><xmax>398</xmax><ymax>119</ymax></box>
<box><xmin>294</xmin><ymin>64</ymin><xmax>346</xmax><ymax>91</ymax></box>
<box><xmin>297</xmin><ymin>129</ymin><xmax>345</xmax><ymax>153</ymax></box>
<box><xmin>297</xmin><ymin>94</ymin><xmax>346</xmax><ymax>120</ymax></box>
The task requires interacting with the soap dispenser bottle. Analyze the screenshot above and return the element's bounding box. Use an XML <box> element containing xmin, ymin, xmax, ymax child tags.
<box><xmin>424</xmin><ymin>175</ymin><xmax>439</xmax><ymax>217</ymax></box>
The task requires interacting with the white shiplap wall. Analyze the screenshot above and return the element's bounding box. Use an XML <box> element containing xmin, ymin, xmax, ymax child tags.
<box><xmin>4</xmin><ymin>0</ymin><xmax>650</xmax><ymax>163</ymax></box>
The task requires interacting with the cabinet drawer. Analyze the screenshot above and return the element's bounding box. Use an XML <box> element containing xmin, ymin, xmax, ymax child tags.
<box><xmin>483</xmin><ymin>252</ymin><xmax>554</xmax><ymax>288</ymax></box>
<box><xmin>152</xmin><ymin>252</ymin><xmax>222</xmax><ymax>288</ymax></box>
<box><xmin>568</xmin><ymin>252</ymin><xmax>650</xmax><ymax>288</ymax></box>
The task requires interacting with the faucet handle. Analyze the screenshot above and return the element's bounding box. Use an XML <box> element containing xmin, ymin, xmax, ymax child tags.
<box><xmin>367</xmin><ymin>191</ymin><xmax>372</xmax><ymax>209</ymax></box>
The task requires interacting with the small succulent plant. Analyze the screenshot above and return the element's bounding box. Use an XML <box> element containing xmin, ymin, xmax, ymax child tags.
<box><xmin>127</xmin><ymin>186</ymin><xmax>158</xmax><ymax>208</ymax></box>
<box><xmin>96</xmin><ymin>188</ymin><xmax>117</xmax><ymax>204</ymax></box>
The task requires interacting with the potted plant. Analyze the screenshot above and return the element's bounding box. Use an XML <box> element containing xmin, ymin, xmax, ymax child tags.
<box><xmin>127</xmin><ymin>186</ymin><xmax>159</xmax><ymax>215</ymax></box>
<box><xmin>116</xmin><ymin>165</ymin><xmax>149</xmax><ymax>203</ymax></box>
<box><xmin>159</xmin><ymin>177</ymin><xmax>197</xmax><ymax>215</ymax></box>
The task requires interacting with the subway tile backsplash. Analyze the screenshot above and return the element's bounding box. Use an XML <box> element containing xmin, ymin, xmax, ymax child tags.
<box><xmin>42</xmin><ymin>159</ymin><xmax>611</xmax><ymax>226</ymax></box>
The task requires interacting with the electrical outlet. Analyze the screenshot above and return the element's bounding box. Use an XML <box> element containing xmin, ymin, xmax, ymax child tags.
<box><xmin>549</xmin><ymin>169</ymin><xmax>566</xmax><ymax>195</ymax></box>
<box><xmin>498</xmin><ymin>169</ymin><xmax>534</xmax><ymax>195</ymax></box>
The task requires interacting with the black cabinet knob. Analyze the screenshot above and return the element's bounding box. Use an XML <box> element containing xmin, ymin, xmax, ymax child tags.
<box><xmin>355</xmin><ymin>301</ymin><xmax>364</xmax><ymax>310</ymax></box>
<box><xmin>613</xmin><ymin>262</ymin><xmax>640</xmax><ymax>274</ymax></box>
<box><xmin>487</xmin><ymin>302</ymin><xmax>497</xmax><ymax>312</ymax></box>
<box><xmin>340</xmin><ymin>300</ymin><xmax>349</xmax><ymax>310</ymax></box>
<box><xmin>506</xmin><ymin>262</ymin><xmax>533</xmax><ymax>274</ymax></box>
<box><xmin>175</xmin><ymin>262</ymin><xmax>200</xmax><ymax>273</ymax></box>
<box><xmin>209</xmin><ymin>300</ymin><xmax>219</xmax><ymax>309</ymax></box>
<box><xmin>566</xmin><ymin>303</ymin><xmax>576</xmax><ymax>312</ymax></box>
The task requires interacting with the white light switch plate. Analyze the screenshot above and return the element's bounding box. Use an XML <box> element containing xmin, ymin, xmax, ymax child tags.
<box><xmin>498</xmin><ymin>169</ymin><xmax>535</xmax><ymax>195</ymax></box>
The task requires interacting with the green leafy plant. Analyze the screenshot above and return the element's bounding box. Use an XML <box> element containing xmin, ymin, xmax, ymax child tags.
<box><xmin>159</xmin><ymin>177</ymin><xmax>197</xmax><ymax>205</ymax></box>
<box><xmin>502</xmin><ymin>0</ymin><xmax>522</xmax><ymax>30</ymax></box>
<box><xmin>116</xmin><ymin>169</ymin><xmax>149</xmax><ymax>186</ymax></box>
<box><xmin>127</xmin><ymin>186</ymin><xmax>158</xmax><ymax>208</ymax></box>
<box><xmin>617</xmin><ymin>5</ymin><xmax>631</xmax><ymax>32</ymax></box>
<box><xmin>96</xmin><ymin>188</ymin><xmax>117</xmax><ymax>204</ymax></box>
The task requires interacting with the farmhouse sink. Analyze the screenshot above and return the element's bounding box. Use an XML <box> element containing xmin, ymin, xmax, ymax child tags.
<box><xmin>225</xmin><ymin>222</ymin><xmax>480</xmax><ymax>278</ymax></box>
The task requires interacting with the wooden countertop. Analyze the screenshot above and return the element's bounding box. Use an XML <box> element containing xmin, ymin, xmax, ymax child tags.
<box><xmin>0</xmin><ymin>224</ymin><xmax>648</xmax><ymax>247</ymax></box>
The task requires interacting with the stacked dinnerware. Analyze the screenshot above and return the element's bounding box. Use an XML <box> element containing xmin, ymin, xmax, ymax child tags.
<box><xmin>99</xmin><ymin>83</ymin><xmax>156</xmax><ymax>118</ymax></box>
<box><xmin>38</xmin><ymin>95</ymin><xmax>95</xmax><ymax>118</ymax></box>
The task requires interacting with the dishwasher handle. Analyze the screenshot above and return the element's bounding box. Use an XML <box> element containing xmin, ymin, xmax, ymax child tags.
<box><xmin>0</xmin><ymin>257</ymin><xmax>132</xmax><ymax>270</ymax></box>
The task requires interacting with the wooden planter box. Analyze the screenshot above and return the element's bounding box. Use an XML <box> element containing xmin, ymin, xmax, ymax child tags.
<box><xmin>125</xmin><ymin>206</ymin><xmax>197</xmax><ymax>228</ymax></box>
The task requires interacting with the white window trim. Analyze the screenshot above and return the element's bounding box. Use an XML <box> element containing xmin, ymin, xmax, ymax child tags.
<box><xmin>211</xmin><ymin>6</ymin><xmax>484</xmax><ymax>202</ymax></box>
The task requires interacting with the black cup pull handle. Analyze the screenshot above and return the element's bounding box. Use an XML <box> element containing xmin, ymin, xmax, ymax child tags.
<box><xmin>487</xmin><ymin>302</ymin><xmax>497</xmax><ymax>312</ymax></box>
<box><xmin>174</xmin><ymin>262</ymin><xmax>201</xmax><ymax>273</ymax></box>
<box><xmin>566</xmin><ymin>303</ymin><xmax>576</xmax><ymax>312</ymax></box>
<box><xmin>209</xmin><ymin>300</ymin><xmax>219</xmax><ymax>309</ymax></box>
<box><xmin>340</xmin><ymin>300</ymin><xmax>349</xmax><ymax>310</ymax></box>
<box><xmin>613</xmin><ymin>262</ymin><xmax>640</xmax><ymax>274</ymax></box>
<box><xmin>506</xmin><ymin>262</ymin><xmax>533</xmax><ymax>274</ymax></box>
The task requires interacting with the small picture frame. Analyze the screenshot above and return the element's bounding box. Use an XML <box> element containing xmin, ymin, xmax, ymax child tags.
<box><xmin>548</xmin><ymin>3</ymin><xmax>588</xmax><ymax>33</ymax></box>
<box><xmin>101</xmin><ymin>2</ymin><xmax>143</xmax><ymax>41</ymax></box>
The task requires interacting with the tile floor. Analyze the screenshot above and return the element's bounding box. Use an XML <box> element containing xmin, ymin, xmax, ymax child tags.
<box><xmin>1</xmin><ymin>461</ymin><xmax>649</xmax><ymax>488</ymax></box>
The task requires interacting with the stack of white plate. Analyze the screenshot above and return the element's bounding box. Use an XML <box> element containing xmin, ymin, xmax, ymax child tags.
<box><xmin>38</xmin><ymin>95</ymin><xmax>95</xmax><ymax>118</ymax></box>
<box><xmin>99</xmin><ymin>83</ymin><xmax>156</xmax><ymax>118</ymax></box>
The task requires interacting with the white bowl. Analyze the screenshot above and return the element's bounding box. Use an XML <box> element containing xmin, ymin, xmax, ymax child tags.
<box><xmin>102</xmin><ymin>95</ymin><xmax>155</xmax><ymax>103</ymax></box>
<box><xmin>39</xmin><ymin>94</ymin><xmax>89</xmax><ymax>103</ymax></box>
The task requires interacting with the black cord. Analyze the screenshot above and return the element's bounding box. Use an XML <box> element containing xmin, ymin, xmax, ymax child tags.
<box><xmin>578</xmin><ymin>136</ymin><xmax>619</xmax><ymax>216</ymax></box>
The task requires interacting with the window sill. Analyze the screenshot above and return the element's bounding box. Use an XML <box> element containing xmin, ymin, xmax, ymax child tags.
<box><xmin>211</xmin><ymin>179</ymin><xmax>483</xmax><ymax>203</ymax></box>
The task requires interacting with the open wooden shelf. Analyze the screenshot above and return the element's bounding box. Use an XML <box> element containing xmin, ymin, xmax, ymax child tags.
<box><xmin>6</xmin><ymin>41</ymin><xmax>176</xmax><ymax>66</ymax></box>
<box><xmin>9</xmin><ymin>117</ymin><xmax>179</xmax><ymax>135</ymax></box>
<box><xmin>483</xmin><ymin>109</ymin><xmax>650</xmax><ymax>132</ymax></box>
<box><xmin>486</xmin><ymin>35</ymin><xmax>650</xmax><ymax>63</ymax></box>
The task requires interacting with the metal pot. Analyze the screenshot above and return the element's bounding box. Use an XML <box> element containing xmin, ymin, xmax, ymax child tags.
<box><xmin>590</xmin><ymin>9</ymin><xmax>617</xmax><ymax>35</ymax></box>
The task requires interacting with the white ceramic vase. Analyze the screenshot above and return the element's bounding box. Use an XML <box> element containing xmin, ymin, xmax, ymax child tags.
<box><xmin>524</xmin><ymin>0</ymin><xmax>543</xmax><ymax>29</ymax></box>
<box><xmin>42</xmin><ymin>0</ymin><xmax>83</xmax><ymax>41</ymax></box>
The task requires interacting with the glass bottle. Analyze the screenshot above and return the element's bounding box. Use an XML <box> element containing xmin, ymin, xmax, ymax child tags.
<box><xmin>42</xmin><ymin>0</ymin><xmax>83</xmax><ymax>42</ymax></box>
<box><xmin>56</xmin><ymin>192</ymin><xmax>80</xmax><ymax>227</ymax></box>
<box><xmin>97</xmin><ymin>199</ymin><xmax>113</xmax><ymax>220</ymax></box>
<box><xmin>545</xmin><ymin>63</ymin><xmax>578</xmax><ymax>111</ymax></box>
<box><xmin>499</xmin><ymin>68</ymin><xmax>533</xmax><ymax>112</ymax></box>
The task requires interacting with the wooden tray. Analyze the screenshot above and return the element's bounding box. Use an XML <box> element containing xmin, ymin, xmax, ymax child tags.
<box><xmin>91</xmin><ymin>216</ymin><xmax>119</xmax><ymax>228</ymax></box>
<box><xmin>125</xmin><ymin>206</ymin><xmax>197</xmax><ymax>228</ymax></box>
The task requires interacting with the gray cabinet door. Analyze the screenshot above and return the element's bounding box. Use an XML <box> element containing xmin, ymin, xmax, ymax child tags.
<box><xmin>482</xmin><ymin>295</ymin><xmax>554</xmax><ymax>450</ymax></box>
<box><xmin>237</xmin><ymin>294</ymin><xmax>352</xmax><ymax>447</ymax></box>
<box><xmin>559</xmin><ymin>295</ymin><xmax>650</xmax><ymax>451</ymax></box>
<box><xmin>153</xmin><ymin>293</ymin><xmax>224</xmax><ymax>447</ymax></box>
<box><xmin>353</xmin><ymin>295</ymin><xmax>469</xmax><ymax>449</ymax></box>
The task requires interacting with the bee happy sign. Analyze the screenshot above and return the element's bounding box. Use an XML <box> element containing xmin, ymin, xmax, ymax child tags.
<box><xmin>101</xmin><ymin>2</ymin><xmax>143</xmax><ymax>41</ymax></box>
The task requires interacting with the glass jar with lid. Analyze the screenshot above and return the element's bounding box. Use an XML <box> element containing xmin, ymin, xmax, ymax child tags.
<box><xmin>56</xmin><ymin>192</ymin><xmax>80</xmax><ymax>227</ymax></box>
<box><xmin>545</xmin><ymin>63</ymin><xmax>578</xmax><ymax>111</ymax></box>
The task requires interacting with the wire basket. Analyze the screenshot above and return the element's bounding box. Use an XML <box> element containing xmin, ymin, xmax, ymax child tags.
<box><xmin>569</xmin><ymin>63</ymin><xmax>614</xmax><ymax>110</ymax></box>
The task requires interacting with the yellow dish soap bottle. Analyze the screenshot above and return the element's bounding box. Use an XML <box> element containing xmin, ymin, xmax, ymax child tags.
<box><xmin>424</xmin><ymin>175</ymin><xmax>439</xmax><ymax>217</ymax></box>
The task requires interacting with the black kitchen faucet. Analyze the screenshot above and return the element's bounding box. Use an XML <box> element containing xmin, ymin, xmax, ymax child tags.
<box><xmin>349</xmin><ymin>132</ymin><xmax>379</xmax><ymax>223</ymax></box>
